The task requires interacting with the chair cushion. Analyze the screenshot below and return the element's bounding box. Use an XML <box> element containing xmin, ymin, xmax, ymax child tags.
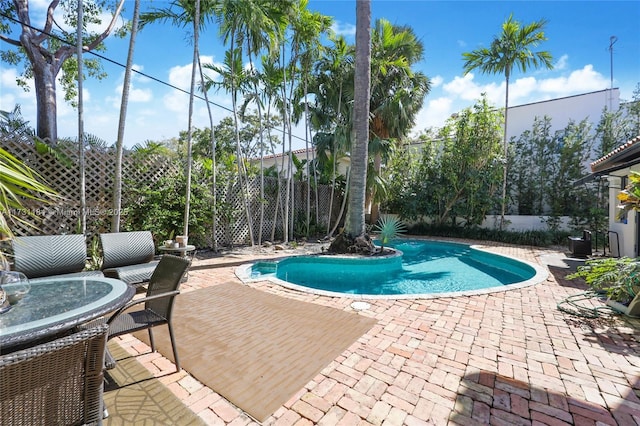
<box><xmin>103</xmin><ymin>260</ymin><xmax>160</xmax><ymax>285</ymax></box>
<box><xmin>12</xmin><ymin>235</ymin><xmax>88</xmax><ymax>278</ymax></box>
<box><xmin>100</xmin><ymin>231</ymin><xmax>155</xmax><ymax>269</ymax></box>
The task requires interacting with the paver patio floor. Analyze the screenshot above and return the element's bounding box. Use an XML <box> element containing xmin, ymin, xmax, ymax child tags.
<box><xmin>112</xmin><ymin>239</ymin><xmax>640</xmax><ymax>425</ymax></box>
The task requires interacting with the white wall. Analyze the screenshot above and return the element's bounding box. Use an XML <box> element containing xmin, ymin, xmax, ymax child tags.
<box><xmin>481</xmin><ymin>215</ymin><xmax>573</xmax><ymax>232</ymax></box>
<box><xmin>607</xmin><ymin>172</ymin><xmax>638</xmax><ymax>258</ymax></box>
<box><xmin>400</xmin><ymin>214</ymin><xmax>574</xmax><ymax>232</ymax></box>
<box><xmin>506</xmin><ymin>89</ymin><xmax>619</xmax><ymax>142</ymax></box>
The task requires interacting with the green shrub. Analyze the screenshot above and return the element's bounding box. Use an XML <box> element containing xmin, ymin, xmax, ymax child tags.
<box><xmin>122</xmin><ymin>171</ymin><xmax>213</xmax><ymax>248</ymax></box>
<box><xmin>405</xmin><ymin>223</ymin><xmax>569</xmax><ymax>247</ymax></box>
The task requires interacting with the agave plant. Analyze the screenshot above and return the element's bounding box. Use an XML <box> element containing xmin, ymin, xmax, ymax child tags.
<box><xmin>373</xmin><ymin>214</ymin><xmax>407</xmax><ymax>253</ymax></box>
<box><xmin>617</xmin><ymin>171</ymin><xmax>640</xmax><ymax>219</ymax></box>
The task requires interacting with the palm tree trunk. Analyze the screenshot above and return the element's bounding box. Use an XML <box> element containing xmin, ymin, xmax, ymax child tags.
<box><xmin>280</xmin><ymin>44</ymin><xmax>290</xmax><ymax>243</ymax></box>
<box><xmin>196</xmin><ymin>57</ymin><xmax>218</xmax><ymax>251</ymax></box>
<box><xmin>183</xmin><ymin>0</ymin><xmax>200</xmax><ymax>239</ymax></box>
<box><xmin>326</xmin><ymin>83</ymin><xmax>343</xmax><ymax>236</ymax></box>
<box><xmin>369</xmin><ymin>152</ymin><xmax>383</xmax><ymax>225</ymax></box>
<box><xmin>112</xmin><ymin>0</ymin><xmax>140</xmax><ymax>232</ymax></box>
<box><xmin>329</xmin><ymin>167</ymin><xmax>350</xmax><ymax>237</ymax></box>
<box><xmin>76</xmin><ymin>1</ymin><xmax>86</xmax><ymax>235</ymax></box>
<box><xmin>247</xmin><ymin>51</ymin><xmax>264</xmax><ymax>246</ymax></box>
<box><xmin>499</xmin><ymin>74</ymin><xmax>510</xmax><ymax>231</ymax></box>
<box><xmin>303</xmin><ymin>79</ymin><xmax>311</xmax><ymax>238</ymax></box>
<box><xmin>344</xmin><ymin>0</ymin><xmax>371</xmax><ymax>238</ymax></box>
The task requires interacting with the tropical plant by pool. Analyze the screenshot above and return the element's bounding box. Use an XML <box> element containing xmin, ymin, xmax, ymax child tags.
<box><xmin>237</xmin><ymin>239</ymin><xmax>547</xmax><ymax>298</ymax></box>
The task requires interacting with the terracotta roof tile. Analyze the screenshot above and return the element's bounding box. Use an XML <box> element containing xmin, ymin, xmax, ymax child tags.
<box><xmin>590</xmin><ymin>134</ymin><xmax>640</xmax><ymax>171</ymax></box>
<box><xmin>258</xmin><ymin>148</ymin><xmax>312</xmax><ymax>161</ymax></box>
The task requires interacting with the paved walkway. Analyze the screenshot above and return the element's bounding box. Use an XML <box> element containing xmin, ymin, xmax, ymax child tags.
<box><xmin>113</xmin><ymin>240</ymin><xmax>640</xmax><ymax>425</ymax></box>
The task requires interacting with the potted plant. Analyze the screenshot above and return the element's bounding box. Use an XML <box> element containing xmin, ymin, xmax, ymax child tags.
<box><xmin>567</xmin><ymin>257</ymin><xmax>640</xmax><ymax>317</ymax></box>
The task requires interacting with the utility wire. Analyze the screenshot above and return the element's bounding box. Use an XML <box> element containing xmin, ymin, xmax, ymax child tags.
<box><xmin>0</xmin><ymin>11</ymin><xmax>310</xmax><ymax>144</ymax></box>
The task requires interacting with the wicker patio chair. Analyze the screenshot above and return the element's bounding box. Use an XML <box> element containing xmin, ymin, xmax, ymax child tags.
<box><xmin>0</xmin><ymin>324</ymin><xmax>109</xmax><ymax>425</ymax></box>
<box><xmin>104</xmin><ymin>255</ymin><xmax>190</xmax><ymax>372</ymax></box>
<box><xmin>12</xmin><ymin>234</ymin><xmax>103</xmax><ymax>279</ymax></box>
<box><xmin>100</xmin><ymin>231</ymin><xmax>160</xmax><ymax>286</ymax></box>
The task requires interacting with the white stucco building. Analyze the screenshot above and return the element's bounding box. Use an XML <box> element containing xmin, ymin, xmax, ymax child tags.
<box><xmin>506</xmin><ymin>88</ymin><xmax>619</xmax><ymax>141</ymax></box>
<box><xmin>586</xmin><ymin>135</ymin><xmax>640</xmax><ymax>258</ymax></box>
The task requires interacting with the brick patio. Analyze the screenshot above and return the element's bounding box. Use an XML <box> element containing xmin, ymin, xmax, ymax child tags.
<box><xmin>112</xmin><ymin>240</ymin><xmax>640</xmax><ymax>425</ymax></box>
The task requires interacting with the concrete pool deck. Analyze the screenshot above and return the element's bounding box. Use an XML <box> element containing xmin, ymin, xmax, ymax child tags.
<box><xmin>111</xmin><ymin>239</ymin><xmax>640</xmax><ymax>425</ymax></box>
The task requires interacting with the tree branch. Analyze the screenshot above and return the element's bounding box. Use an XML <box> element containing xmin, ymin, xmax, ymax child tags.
<box><xmin>32</xmin><ymin>0</ymin><xmax>60</xmax><ymax>45</ymax></box>
<box><xmin>0</xmin><ymin>33</ymin><xmax>21</xmax><ymax>47</ymax></box>
<box><xmin>83</xmin><ymin>0</ymin><xmax>126</xmax><ymax>52</ymax></box>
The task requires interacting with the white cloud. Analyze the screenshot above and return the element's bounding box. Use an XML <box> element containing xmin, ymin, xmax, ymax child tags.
<box><xmin>538</xmin><ymin>65</ymin><xmax>609</xmax><ymax>96</ymax></box>
<box><xmin>331</xmin><ymin>21</ymin><xmax>356</xmax><ymax>37</ymax></box>
<box><xmin>164</xmin><ymin>57</ymin><xmax>227</xmax><ymax>114</ymax></box>
<box><xmin>509</xmin><ymin>76</ymin><xmax>538</xmax><ymax>103</ymax></box>
<box><xmin>443</xmin><ymin>73</ymin><xmax>502</xmax><ymax>103</ymax></box>
<box><xmin>128</xmin><ymin>87</ymin><xmax>153</xmax><ymax>103</ymax></box>
<box><xmin>167</xmin><ymin>63</ymin><xmax>195</xmax><ymax>92</ymax></box>
<box><xmin>430</xmin><ymin>75</ymin><xmax>443</xmax><ymax>88</ymax></box>
<box><xmin>52</xmin><ymin>7</ymin><xmax>127</xmax><ymax>36</ymax></box>
<box><xmin>413</xmin><ymin>96</ymin><xmax>454</xmax><ymax>133</ymax></box>
<box><xmin>554</xmin><ymin>54</ymin><xmax>569</xmax><ymax>71</ymax></box>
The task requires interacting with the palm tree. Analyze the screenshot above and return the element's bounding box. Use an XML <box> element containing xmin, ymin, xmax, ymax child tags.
<box><xmin>182</xmin><ymin>0</ymin><xmax>202</xmax><ymax>242</ymax></box>
<box><xmin>229</xmin><ymin>0</ymin><xmax>288</xmax><ymax>246</ymax></box>
<box><xmin>0</xmin><ymin>148</ymin><xmax>58</xmax><ymax>267</ymax></box>
<box><xmin>212</xmin><ymin>0</ymin><xmax>292</xmax><ymax>245</ymax></box>
<box><xmin>308</xmin><ymin>35</ymin><xmax>353</xmax><ymax>236</ymax></box>
<box><xmin>256</xmin><ymin>55</ymin><xmax>287</xmax><ymax>241</ymax></box>
<box><xmin>462</xmin><ymin>14</ymin><xmax>553</xmax><ymax>230</ymax></box>
<box><xmin>368</xmin><ymin>19</ymin><xmax>430</xmax><ymax>224</ymax></box>
<box><xmin>76</xmin><ymin>1</ymin><xmax>87</xmax><ymax>235</ymax></box>
<box><xmin>204</xmin><ymin>49</ymin><xmax>255</xmax><ymax>245</ymax></box>
<box><xmin>289</xmin><ymin>1</ymin><xmax>333</xmax><ymax>237</ymax></box>
<box><xmin>139</xmin><ymin>0</ymin><xmax>218</xmax><ymax>246</ymax></box>
<box><xmin>342</xmin><ymin>0</ymin><xmax>370</xmax><ymax>245</ymax></box>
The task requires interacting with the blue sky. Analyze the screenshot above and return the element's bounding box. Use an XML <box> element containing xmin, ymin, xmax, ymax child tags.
<box><xmin>1</xmin><ymin>0</ymin><xmax>639</xmax><ymax>149</ymax></box>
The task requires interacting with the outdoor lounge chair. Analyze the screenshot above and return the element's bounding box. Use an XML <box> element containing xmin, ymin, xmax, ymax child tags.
<box><xmin>11</xmin><ymin>234</ymin><xmax>104</xmax><ymax>279</ymax></box>
<box><xmin>100</xmin><ymin>231</ymin><xmax>159</xmax><ymax>286</ymax></box>
<box><xmin>102</xmin><ymin>255</ymin><xmax>190</xmax><ymax>372</ymax></box>
<box><xmin>0</xmin><ymin>324</ymin><xmax>109</xmax><ymax>425</ymax></box>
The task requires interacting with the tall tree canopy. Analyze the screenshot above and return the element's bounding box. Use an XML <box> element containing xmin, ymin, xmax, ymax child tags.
<box><xmin>0</xmin><ymin>0</ymin><xmax>128</xmax><ymax>142</ymax></box>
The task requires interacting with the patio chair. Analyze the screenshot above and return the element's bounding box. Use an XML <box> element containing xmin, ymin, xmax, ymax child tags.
<box><xmin>103</xmin><ymin>255</ymin><xmax>190</xmax><ymax>372</ymax></box>
<box><xmin>100</xmin><ymin>231</ymin><xmax>159</xmax><ymax>287</ymax></box>
<box><xmin>0</xmin><ymin>324</ymin><xmax>109</xmax><ymax>425</ymax></box>
<box><xmin>11</xmin><ymin>234</ymin><xmax>104</xmax><ymax>279</ymax></box>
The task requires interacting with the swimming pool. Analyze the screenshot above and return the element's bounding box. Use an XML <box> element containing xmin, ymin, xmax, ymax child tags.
<box><xmin>236</xmin><ymin>239</ymin><xmax>548</xmax><ymax>299</ymax></box>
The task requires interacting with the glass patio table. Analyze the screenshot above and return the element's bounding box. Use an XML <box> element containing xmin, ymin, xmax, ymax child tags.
<box><xmin>0</xmin><ymin>276</ymin><xmax>134</xmax><ymax>353</ymax></box>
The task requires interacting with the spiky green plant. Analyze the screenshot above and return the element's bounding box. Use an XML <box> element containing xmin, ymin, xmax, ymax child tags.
<box><xmin>567</xmin><ymin>257</ymin><xmax>639</xmax><ymax>303</ymax></box>
<box><xmin>0</xmin><ymin>147</ymin><xmax>58</xmax><ymax>268</ymax></box>
<box><xmin>373</xmin><ymin>214</ymin><xmax>407</xmax><ymax>253</ymax></box>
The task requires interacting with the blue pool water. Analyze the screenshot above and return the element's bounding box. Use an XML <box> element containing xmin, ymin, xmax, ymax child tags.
<box><xmin>244</xmin><ymin>240</ymin><xmax>543</xmax><ymax>298</ymax></box>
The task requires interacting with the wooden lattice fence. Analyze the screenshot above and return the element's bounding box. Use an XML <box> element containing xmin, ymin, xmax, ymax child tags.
<box><xmin>1</xmin><ymin>136</ymin><xmax>179</xmax><ymax>238</ymax></box>
<box><xmin>213</xmin><ymin>176</ymin><xmax>340</xmax><ymax>247</ymax></box>
<box><xmin>1</xmin><ymin>137</ymin><xmax>343</xmax><ymax>248</ymax></box>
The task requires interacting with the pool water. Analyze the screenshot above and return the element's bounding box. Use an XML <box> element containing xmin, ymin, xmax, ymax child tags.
<box><xmin>244</xmin><ymin>240</ymin><xmax>543</xmax><ymax>298</ymax></box>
